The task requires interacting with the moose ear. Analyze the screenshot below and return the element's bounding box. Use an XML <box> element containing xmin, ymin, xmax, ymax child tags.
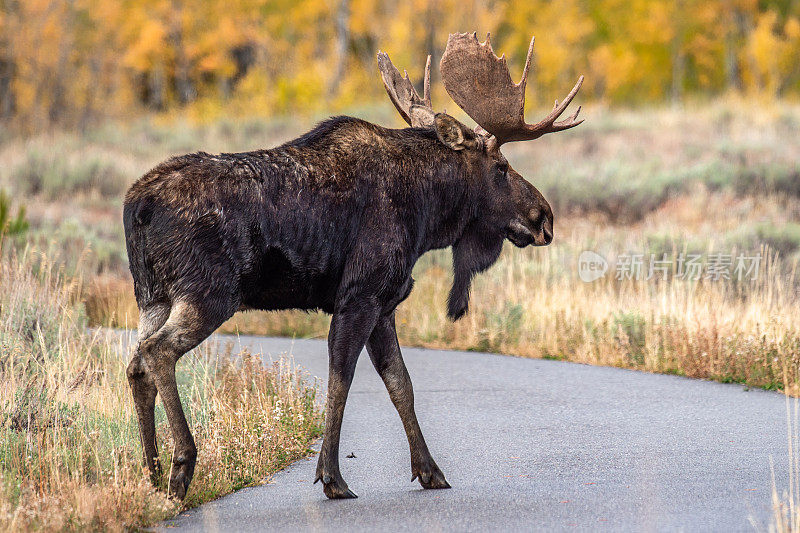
<box><xmin>434</xmin><ymin>113</ymin><xmax>477</xmax><ymax>151</ymax></box>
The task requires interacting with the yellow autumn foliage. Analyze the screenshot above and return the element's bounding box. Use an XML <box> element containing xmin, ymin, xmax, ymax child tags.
<box><xmin>1</xmin><ymin>0</ymin><xmax>800</xmax><ymax>131</ymax></box>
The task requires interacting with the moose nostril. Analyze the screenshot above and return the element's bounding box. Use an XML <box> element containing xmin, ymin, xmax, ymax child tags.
<box><xmin>543</xmin><ymin>227</ymin><xmax>553</xmax><ymax>244</ymax></box>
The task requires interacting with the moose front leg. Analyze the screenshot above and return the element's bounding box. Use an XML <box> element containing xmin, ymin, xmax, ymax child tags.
<box><xmin>315</xmin><ymin>303</ymin><xmax>379</xmax><ymax>499</ymax></box>
<box><xmin>366</xmin><ymin>312</ymin><xmax>450</xmax><ymax>489</ymax></box>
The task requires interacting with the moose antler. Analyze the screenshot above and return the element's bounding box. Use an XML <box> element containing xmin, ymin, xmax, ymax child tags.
<box><xmin>440</xmin><ymin>32</ymin><xmax>584</xmax><ymax>146</ymax></box>
<box><xmin>377</xmin><ymin>51</ymin><xmax>435</xmax><ymax>127</ymax></box>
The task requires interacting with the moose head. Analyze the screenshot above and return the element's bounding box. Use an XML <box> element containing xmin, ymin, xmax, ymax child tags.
<box><xmin>378</xmin><ymin>32</ymin><xmax>583</xmax><ymax>319</ymax></box>
<box><xmin>378</xmin><ymin>32</ymin><xmax>584</xmax><ymax>252</ymax></box>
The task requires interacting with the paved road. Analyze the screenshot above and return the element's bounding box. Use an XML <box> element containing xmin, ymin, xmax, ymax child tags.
<box><xmin>162</xmin><ymin>335</ymin><xmax>790</xmax><ymax>532</ymax></box>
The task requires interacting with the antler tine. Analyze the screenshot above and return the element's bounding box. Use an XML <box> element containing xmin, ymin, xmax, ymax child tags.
<box><xmin>423</xmin><ymin>54</ymin><xmax>432</xmax><ymax>108</ymax></box>
<box><xmin>525</xmin><ymin>75</ymin><xmax>584</xmax><ymax>136</ymax></box>
<box><xmin>517</xmin><ymin>36</ymin><xmax>535</xmax><ymax>104</ymax></box>
<box><xmin>377</xmin><ymin>50</ymin><xmax>435</xmax><ymax>128</ymax></box>
<box><xmin>550</xmin><ymin>105</ymin><xmax>584</xmax><ymax>132</ymax></box>
<box><xmin>440</xmin><ymin>32</ymin><xmax>584</xmax><ymax>146</ymax></box>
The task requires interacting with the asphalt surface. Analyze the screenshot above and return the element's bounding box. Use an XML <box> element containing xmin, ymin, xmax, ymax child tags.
<box><xmin>161</xmin><ymin>335</ymin><xmax>790</xmax><ymax>532</ymax></box>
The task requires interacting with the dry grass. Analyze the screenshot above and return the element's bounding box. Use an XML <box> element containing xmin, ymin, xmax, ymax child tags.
<box><xmin>8</xmin><ymin>103</ymin><xmax>800</xmax><ymax>394</ymax></box>
<box><xmin>763</xmin><ymin>399</ymin><xmax>800</xmax><ymax>532</ymax></box>
<box><xmin>0</xmin><ymin>248</ymin><xmax>323</xmax><ymax>531</ymax></box>
<box><xmin>84</xmin><ymin>187</ymin><xmax>800</xmax><ymax>394</ymax></box>
<box><xmin>4</xmin><ymin>103</ymin><xmax>800</xmax><ymax>528</ymax></box>
<box><xmin>396</xmin><ymin>244</ymin><xmax>799</xmax><ymax>392</ymax></box>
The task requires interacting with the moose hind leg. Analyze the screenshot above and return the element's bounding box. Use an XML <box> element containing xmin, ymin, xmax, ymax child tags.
<box><xmin>127</xmin><ymin>303</ymin><xmax>171</xmax><ymax>483</ymax></box>
<box><xmin>366</xmin><ymin>312</ymin><xmax>450</xmax><ymax>489</ymax></box>
<box><xmin>138</xmin><ymin>298</ymin><xmax>235</xmax><ymax>500</ymax></box>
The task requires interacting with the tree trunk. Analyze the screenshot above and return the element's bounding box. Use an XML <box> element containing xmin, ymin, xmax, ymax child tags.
<box><xmin>149</xmin><ymin>60</ymin><xmax>166</xmax><ymax>110</ymax></box>
<box><xmin>724</xmin><ymin>9</ymin><xmax>746</xmax><ymax>91</ymax></box>
<box><xmin>50</xmin><ymin>0</ymin><xmax>75</xmax><ymax>125</ymax></box>
<box><xmin>670</xmin><ymin>0</ymin><xmax>685</xmax><ymax>104</ymax></box>
<box><xmin>0</xmin><ymin>0</ymin><xmax>15</xmax><ymax>120</ymax></box>
<box><xmin>423</xmin><ymin>0</ymin><xmax>439</xmax><ymax>92</ymax></box>
<box><xmin>329</xmin><ymin>0</ymin><xmax>350</xmax><ymax>97</ymax></box>
<box><xmin>171</xmin><ymin>3</ymin><xmax>195</xmax><ymax>105</ymax></box>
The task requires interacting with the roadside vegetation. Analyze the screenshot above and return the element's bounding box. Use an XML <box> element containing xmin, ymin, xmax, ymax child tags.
<box><xmin>0</xmin><ymin>190</ymin><xmax>29</xmax><ymax>240</ymax></box>
<box><xmin>0</xmin><ymin>249</ymin><xmax>323</xmax><ymax>531</ymax></box>
<box><xmin>10</xmin><ymin>102</ymin><xmax>795</xmax><ymax>395</ymax></box>
<box><xmin>1</xmin><ymin>95</ymin><xmax>799</xmax><ymax>531</ymax></box>
<box><xmin>765</xmin><ymin>398</ymin><xmax>800</xmax><ymax>532</ymax></box>
<box><xmin>3</xmin><ymin>103</ymin><xmax>800</xmax><ymax>397</ymax></box>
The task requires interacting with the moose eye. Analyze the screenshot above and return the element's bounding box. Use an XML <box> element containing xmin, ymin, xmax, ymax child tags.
<box><xmin>496</xmin><ymin>162</ymin><xmax>509</xmax><ymax>179</ymax></box>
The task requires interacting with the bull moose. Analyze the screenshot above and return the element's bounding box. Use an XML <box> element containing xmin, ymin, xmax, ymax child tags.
<box><xmin>123</xmin><ymin>32</ymin><xmax>584</xmax><ymax>500</ymax></box>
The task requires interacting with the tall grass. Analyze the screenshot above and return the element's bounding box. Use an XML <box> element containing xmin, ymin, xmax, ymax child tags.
<box><xmin>87</xmin><ymin>231</ymin><xmax>800</xmax><ymax>394</ymax></box>
<box><xmin>764</xmin><ymin>398</ymin><xmax>800</xmax><ymax>532</ymax></box>
<box><xmin>389</xmin><ymin>243</ymin><xmax>800</xmax><ymax>392</ymax></box>
<box><xmin>8</xmin><ymin>103</ymin><xmax>800</xmax><ymax>395</ymax></box>
<box><xmin>0</xmin><ymin>248</ymin><xmax>323</xmax><ymax>531</ymax></box>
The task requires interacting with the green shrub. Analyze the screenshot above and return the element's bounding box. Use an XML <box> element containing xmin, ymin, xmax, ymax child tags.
<box><xmin>613</xmin><ymin>311</ymin><xmax>647</xmax><ymax>366</ymax></box>
<box><xmin>730</xmin><ymin>166</ymin><xmax>800</xmax><ymax>199</ymax></box>
<box><xmin>12</xmin><ymin>146</ymin><xmax>129</xmax><ymax>199</ymax></box>
<box><xmin>727</xmin><ymin>223</ymin><xmax>800</xmax><ymax>257</ymax></box>
<box><xmin>0</xmin><ymin>189</ymin><xmax>28</xmax><ymax>242</ymax></box>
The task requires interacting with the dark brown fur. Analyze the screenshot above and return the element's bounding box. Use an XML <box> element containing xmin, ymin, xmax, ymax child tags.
<box><xmin>123</xmin><ymin>114</ymin><xmax>552</xmax><ymax>500</ymax></box>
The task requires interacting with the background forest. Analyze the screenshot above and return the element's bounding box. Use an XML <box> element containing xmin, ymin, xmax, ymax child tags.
<box><xmin>3</xmin><ymin>0</ymin><xmax>800</xmax><ymax>132</ymax></box>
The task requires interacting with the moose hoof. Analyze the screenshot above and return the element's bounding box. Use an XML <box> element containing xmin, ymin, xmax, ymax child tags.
<box><xmin>168</xmin><ymin>454</ymin><xmax>196</xmax><ymax>501</ymax></box>
<box><xmin>412</xmin><ymin>460</ymin><xmax>451</xmax><ymax>490</ymax></box>
<box><xmin>315</xmin><ymin>472</ymin><xmax>358</xmax><ymax>499</ymax></box>
<box><xmin>324</xmin><ymin>483</ymin><xmax>358</xmax><ymax>499</ymax></box>
<box><xmin>168</xmin><ymin>471</ymin><xmax>191</xmax><ymax>500</ymax></box>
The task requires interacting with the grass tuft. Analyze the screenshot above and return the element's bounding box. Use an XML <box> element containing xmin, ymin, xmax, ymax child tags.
<box><xmin>0</xmin><ymin>249</ymin><xmax>323</xmax><ymax>531</ymax></box>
